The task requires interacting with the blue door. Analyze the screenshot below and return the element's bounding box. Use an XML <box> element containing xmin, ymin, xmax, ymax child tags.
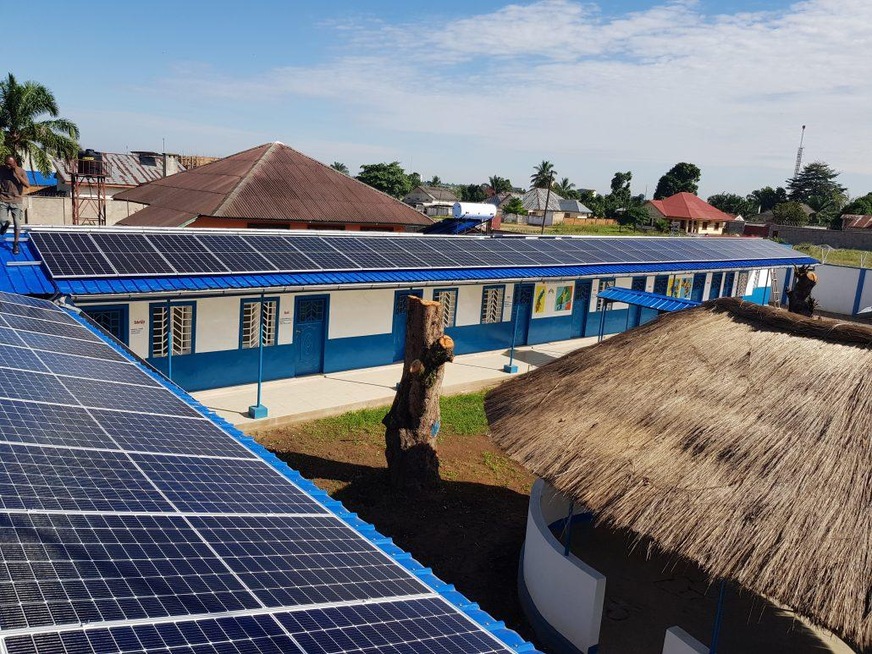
<box><xmin>392</xmin><ymin>289</ymin><xmax>423</xmax><ymax>361</ymax></box>
<box><xmin>512</xmin><ymin>284</ymin><xmax>534</xmax><ymax>346</ymax></box>
<box><xmin>294</xmin><ymin>296</ymin><xmax>327</xmax><ymax>376</ymax></box>
<box><xmin>571</xmin><ymin>280</ymin><xmax>592</xmax><ymax>338</ymax></box>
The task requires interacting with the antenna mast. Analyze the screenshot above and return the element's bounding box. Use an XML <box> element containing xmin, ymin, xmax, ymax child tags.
<box><xmin>793</xmin><ymin>125</ymin><xmax>806</xmax><ymax>177</ymax></box>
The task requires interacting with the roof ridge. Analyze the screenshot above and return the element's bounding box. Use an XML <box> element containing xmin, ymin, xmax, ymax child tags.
<box><xmin>211</xmin><ymin>143</ymin><xmax>278</xmax><ymax>217</ymax></box>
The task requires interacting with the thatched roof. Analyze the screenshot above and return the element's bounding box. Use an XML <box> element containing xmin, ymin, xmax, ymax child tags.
<box><xmin>485</xmin><ymin>298</ymin><xmax>872</xmax><ymax>651</ymax></box>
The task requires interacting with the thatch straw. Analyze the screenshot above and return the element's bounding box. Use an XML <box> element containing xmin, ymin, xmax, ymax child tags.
<box><xmin>485</xmin><ymin>298</ymin><xmax>872</xmax><ymax>651</ymax></box>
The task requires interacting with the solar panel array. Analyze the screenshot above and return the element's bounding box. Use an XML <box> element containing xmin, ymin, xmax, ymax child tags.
<box><xmin>0</xmin><ymin>291</ymin><xmax>522</xmax><ymax>654</ymax></box>
<box><xmin>30</xmin><ymin>230</ymin><xmax>802</xmax><ymax>279</ymax></box>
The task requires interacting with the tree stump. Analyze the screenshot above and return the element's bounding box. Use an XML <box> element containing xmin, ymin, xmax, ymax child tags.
<box><xmin>785</xmin><ymin>265</ymin><xmax>818</xmax><ymax>317</ymax></box>
<box><xmin>383</xmin><ymin>295</ymin><xmax>455</xmax><ymax>491</ymax></box>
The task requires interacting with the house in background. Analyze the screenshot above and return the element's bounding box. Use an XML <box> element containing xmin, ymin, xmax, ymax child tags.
<box><xmin>403</xmin><ymin>185</ymin><xmax>459</xmax><ymax>216</ymax></box>
<box><xmin>21</xmin><ymin>151</ymin><xmax>185</xmax><ymax>225</ymax></box>
<box><xmin>116</xmin><ymin>142</ymin><xmax>433</xmax><ymax>232</ymax></box>
<box><xmin>645</xmin><ymin>192</ymin><xmax>737</xmax><ymax>235</ymax></box>
<box><xmin>841</xmin><ymin>214</ymin><xmax>872</xmax><ymax>231</ymax></box>
<box><xmin>523</xmin><ymin>188</ymin><xmax>593</xmax><ymax>227</ymax></box>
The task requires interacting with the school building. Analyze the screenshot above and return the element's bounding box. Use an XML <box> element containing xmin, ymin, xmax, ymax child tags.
<box><xmin>1</xmin><ymin>227</ymin><xmax>816</xmax><ymax>391</ymax></box>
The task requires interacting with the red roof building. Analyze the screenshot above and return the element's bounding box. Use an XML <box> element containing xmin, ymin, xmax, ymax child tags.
<box><xmin>645</xmin><ymin>192</ymin><xmax>737</xmax><ymax>235</ymax></box>
<box><xmin>115</xmin><ymin>142</ymin><xmax>432</xmax><ymax>232</ymax></box>
<box><xmin>841</xmin><ymin>214</ymin><xmax>872</xmax><ymax>230</ymax></box>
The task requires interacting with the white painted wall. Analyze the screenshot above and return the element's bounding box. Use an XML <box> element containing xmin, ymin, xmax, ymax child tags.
<box><xmin>276</xmin><ymin>294</ymin><xmax>294</xmax><ymax>345</ymax></box>
<box><xmin>645</xmin><ymin>276</ymin><xmax>655</xmax><ymax>293</ymax></box>
<box><xmin>196</xmin><ymin>297</ymin><xmax>242</xmax><ymax>352</ymax></box>
<box><xmin>127</xmin><ymin>301</ymin><xmax>150</xmax><ymax>356</ymax></box>
<box><xmin>457</xmin><ymin>284</ymin><xmax>485</xmax><ymax>326</ymax></box>
<box><xmin>813</xmin><ymin>264</ymin><xmax>864</xmax><ymax>315</ymax></box>
<box><xmin>329</xmin><ymin>288</ymin><xmax>394</xmax><ymax>338</ymax></box>
<box><xmin>24</xmin><ymin>196</ymin><xmax>143</xmax><ymax>226</ymax></box>
<box><xmin>523</xmin><ymin>480</ymin><xmax>606</xmax><ymax>653</ymax></box>
<box><xmin>663</xmin><ymin>627</ymin><xmax>708</xmax><ymax>654</ymax></box>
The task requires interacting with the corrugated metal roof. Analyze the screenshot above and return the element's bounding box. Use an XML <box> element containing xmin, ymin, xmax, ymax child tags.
<box><xmin>0</xmin><ymin>240</ymin><xmax>57</xmax><ymax>296</ymax></box>
<box><xmin>647</xmin><ymin>193</ymin><xmax>736</xmax><ymax>222</ymax></box>
<box><xmin>842</xmin><ymin>214</ymin><xmax>872</xmax><ymax>229</ymax></box>
<box><xmin>53</xmin><ymin>153</ymin><xmax>185</xmax><ymax>188</ymax></box>
<box><xmin>115</xmin><ymin>142</ymin><xmax>433</xmax><ymax>228</ymax></box>
<box><xmin>53</xmin><ymin>256</ymin><xmax>816</xmax><ymax>298</ymax></box>
<box><xmin>597</xmin><ymin>286</ymin><xmax>700</xmax><ymax>312</ymax></box>
<box><xmin>523</xmin><ymin>188</ymin><xmax>563</xmax><ymax>212</ymax></box>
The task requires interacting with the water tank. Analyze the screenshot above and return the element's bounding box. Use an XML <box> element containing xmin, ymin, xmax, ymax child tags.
<box><xmin>452</xmin><ymin>202</ymin><xmax>497</xmax><ymax>220</ymax></box>
<box><xmin>77</xmin><ymin>149</ymin><xmax>104</xmax><ymax>176</ymax></box>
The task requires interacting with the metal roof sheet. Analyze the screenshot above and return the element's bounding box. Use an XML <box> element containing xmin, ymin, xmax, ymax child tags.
<box><xmin>116</xmin><ymin>142</ymin><xmax>433</xmax><ymax>228</ymax></box>
<box><xmin>53</xmin><ymin>256</ymin><xmax>816</xmax><ymax>297</ymax></box>
<box><xmin>647</xmin><ymin>193</ymin><xmax>736</xmax><ymax>222</ymax></box>
<box><xmin>597</xmin><ymin>286</ymin><xmax>701</xmax><ymax>312</ymax></box>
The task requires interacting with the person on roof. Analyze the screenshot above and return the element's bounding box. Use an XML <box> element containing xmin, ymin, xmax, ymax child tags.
<box><xmin>0</xmin><ymin>156</ymin><xmax>29</xmax><ymax>255</ymax></box>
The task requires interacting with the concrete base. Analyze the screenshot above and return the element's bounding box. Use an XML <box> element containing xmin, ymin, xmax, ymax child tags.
<box><xmin>503</xmin><ymin>364</ymin><xmax>519</xmax><ymax>373</ymax></box>
<box><xmin>248</xmin><ymin>404</ymin><xmax>268</xmax><ymax>419</ymax></box>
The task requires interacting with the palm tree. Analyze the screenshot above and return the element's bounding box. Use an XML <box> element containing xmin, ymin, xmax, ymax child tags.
<box><xmin>488</xmin><ymin>175</ymin><xmax>512</xmax><ymax>194</ymax></box>
<box><xmin>331</xmin><ymin>161</ymin><xmax>349</xmax><ymax>175</ymax></box>
<box><xmin>530</xmin><ymin>160</ymin><xmax>556</xmax><ymax>189</ymax></box>
<box><xmin>0</xmin><ymin>73</ymin><xmax>79</xmax><ymax>174</ymax></box>
<box><xmin>554</xmin><ymin>177</ymin><xmax>576</xmax><ymax>198</ymax></box>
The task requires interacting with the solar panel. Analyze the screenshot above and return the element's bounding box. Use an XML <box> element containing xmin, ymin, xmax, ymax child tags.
<box><xmin>29</xmin><ymin>230</ymin><xmax>808</xmax><ymax>280</ymax></box>
<box><xmin>274</xmin><ymin>598</ymin><xmax>510</xmax><ymax>653</ymax></box>
<box><xmin>0</xmin><ymin>312</ymin><xmax>103</xmax><ymax>341</ymax></box>
<box><xmin>0</xmin><ymin>443</ymin><xmax>172</xmax><ymax>513</ymax></box>
<box><xmin>16</xmin><ymin>330</ymin><xmax>129</xmax><ymax>361</ymax></box>
<box><xmin>0</xmin><ymin>344</ymin><xmax>49</xmax><ymax>373</ymax></box>
<box><xmin>130</xmin><ymin>454</ymin><xmax>328</xmax><ymax>515</ymax></box>
<box><xmin>0</xmin><ymin>290</ymin><xmax>525</xmax><ymax>654</ymax></box>
<box><xmin>147</xmin><ymin>233</ymin><xmax>229</xmax><ymax>274</ymax></box>
<box><xmin>90</xmin><ymin>232</ymin><xmax>175</xmax><ymax>275</ymax></box>
<box><xmin>92</xmin><ymin>411</ymin><xmax>258</xmax><ymax>458</ymax></box>
<box><xmin>189</xmin><ymin>515</ymin><xmax>429</xmax><ymax>606</ymax></box>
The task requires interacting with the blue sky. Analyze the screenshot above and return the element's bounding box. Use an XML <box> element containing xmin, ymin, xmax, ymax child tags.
<box><xmin>18</xmin><ymin>0</ymin><xmax>872</xmax><ymax>198</ymax></box>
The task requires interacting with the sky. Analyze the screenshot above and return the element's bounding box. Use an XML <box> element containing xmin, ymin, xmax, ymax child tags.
<box><xmin>16</xmin><ymin>0</ymin><xmax>872</xmax><ymax>199</ymax></box>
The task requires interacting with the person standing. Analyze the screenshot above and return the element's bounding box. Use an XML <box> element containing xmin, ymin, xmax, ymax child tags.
<box><xmin>0</xmin><ymin>155</ymin><xmax>30</xmax><ymax>255</ymax></box>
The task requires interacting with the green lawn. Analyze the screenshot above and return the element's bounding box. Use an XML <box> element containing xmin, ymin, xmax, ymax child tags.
<box><xmin>500</xmin><ymin>222</ymin><xmax>660</xmax><ymax>236</ymax></box>
<box><xmin>298</xmin><ymin>390</ymin><xmax>490</xmax><ymax>440</ymax></box>
<box><xmin>793</xmin><ymin>244</ymin><xmax>871</xmax><ymax>268</ymax></box>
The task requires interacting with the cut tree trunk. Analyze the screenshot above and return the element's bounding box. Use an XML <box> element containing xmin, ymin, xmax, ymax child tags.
<box><xmin>786</xmin><ymin>265</ymin><xmax>818</xmax><ymax>317</ymax></box>
<box><xmin>383</xmin><ymin>295</ymin><xmax>455</xmax><ymax>491</ymax></box>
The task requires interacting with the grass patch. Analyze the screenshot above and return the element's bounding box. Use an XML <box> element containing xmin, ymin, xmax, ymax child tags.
<box><xmin>794</xmin><ymin>243</ymin><xmax>871</xmax><ymax>268</ymax></box>
<box><xmin>293</xmin><ymin>390</ymin><xmax>490</xmax><ymax>441</ymax></box>
<box><xmin>500</xmin><ymin>221</ymin><xmax>664</xmax><ymax>237</ymax></box>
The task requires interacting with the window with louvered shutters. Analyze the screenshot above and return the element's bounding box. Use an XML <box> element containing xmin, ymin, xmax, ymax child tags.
<box><xmin>480</xmin><ymin>286</ymin><xmax>504</xmax><ymax>324</ymax></box>
<box><xmin>241</xmin><ymin>300</ymin><xmax>277</xmax><ymax>349</ymax></box>
<box><xmin>433</xmin><ymin>289</ymin><xmax>457</xmax><ymax>328</ymax></box>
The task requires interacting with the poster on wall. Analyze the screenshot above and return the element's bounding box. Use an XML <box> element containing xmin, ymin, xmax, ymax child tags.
<box><xmin>667</xmin><ymin>274</ymin><xmax>693</xmax><ymax>299</ymax></box>
<box><xmin>533</xmin><ymin>282</ymin><xmax>575</xmax><ymax>318</ymax></box>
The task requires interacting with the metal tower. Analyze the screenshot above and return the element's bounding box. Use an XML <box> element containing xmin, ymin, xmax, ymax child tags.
<box><xmin>793</xmin><ymin>125</ymin><xmax>806</xmax><ymax>177</ymax></box>
<box><xmin>70</xmin><ymin>151</ymin><xmax>108</xmax><ymax>226</ymax></box>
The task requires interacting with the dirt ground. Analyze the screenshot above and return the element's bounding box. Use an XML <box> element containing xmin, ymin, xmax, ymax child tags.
<box><xmin>254</xmin><ymin>416</ymin><xmax>542</xmax><ymax>646</ymax></box>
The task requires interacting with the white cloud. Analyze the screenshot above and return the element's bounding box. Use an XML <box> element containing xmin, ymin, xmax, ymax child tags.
<box><xmin>152</xmin><ymin>0</ymin><xmax>872</xmax><ymax>196</ymax></box>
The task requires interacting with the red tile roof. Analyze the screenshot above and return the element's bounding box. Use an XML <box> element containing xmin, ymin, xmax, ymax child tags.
<box><xmin>842</xmin><ymin>214</ymin><xmax>872</xmax><ymax>229</ymax></box>
<box><xmin>647</xmin><ymin>192</ymin><xmax>736</xmax><ymax>222</ymax></box>
<box><xmin>116</xmin><ymin>142</ymin><xmax>432</xmax><ymax>228</ymax></box>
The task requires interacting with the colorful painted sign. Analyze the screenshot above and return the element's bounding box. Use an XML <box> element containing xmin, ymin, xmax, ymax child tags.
<box><xmin>533</xmin><ymin>281</ymin><xmax>575</xmax><ymax>318</ymax></box>
<box><xmin>667</xmin><ymin>274</ymin><xmax>693</xmax><ymax>299</ymax></box>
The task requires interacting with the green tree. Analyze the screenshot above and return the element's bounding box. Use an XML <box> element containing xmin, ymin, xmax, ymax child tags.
<box><xmin>707</xmin><ymin>192</ymin><xmax>757</xmax><ymax>217</ymax></box>
<box><xmin>747</xmin><ymin>186</ymin><xmax>787</xmax><ymax>214</ymax></box>
<box><xmin>786</xmin><ymin>162</ymin><xmax>846</xmax><ymax>204</ymax></box>
<box><xmin>356</xmin><ymin>161</ymin><xmax>412</xmax><ymax>199</ymax></box>
<box><xmin>0</xmin><ymin>73</ymin><xmax>79</xmax><ymax>174</ymax></box>
<box><xmin>428</xmin><ymin>175</ymin><xmax>442</xmax><ymax>186</ymax></box>
<box><xmin>653</xmin><ymin>162</ymin><xmax>701</xmax><ymax>199</ymax></box>
<box><xmin>330</xmin><ymin>161</ymin><xmax>349</xmax><ymax>175</ymax></box>
<box><xmin>616</xmin><ymin>204</ymin><xmax>648</xmax><ymax>231</ymax></box>
<box><xmin>457</xmin><ymin>183</ymin><xmax>486</xmax><ymax>202</ymax></box>
<box><xmin>502</xmin><ymin>196</ymin><xmax>526</xmax><ymax>216</ymax></box>
<box><xmin>772</xmin><ymin>201</ymin><xmax>809</xmax><ymax>226</ymax></box>
<box><xmin>553</xmin><ymin>177</ymin><xmax>577</xmax><ymax>199</ymax></box>
<box><xmin>841</xmin><ymin>192</ymin><xmax>872</xmax><ymax>216</ymax></box>
<box><xmin>578</xmin><ymin>190</ymin><xmax>604</xmax><ymax>218</ymax></box>
<box><xmin>488</xmin><ymin>175</ymin><xmax>512</xmax><ymax>194</ymax></box>
<box><xmin>530</xmin><ymin>160</ymin><xmax>556</xmax><ymax>189</ymax></box>
<box><xmin>408</xmin><ymin>171</ymin><xmax>422</xmax><ymax>189</ymax></box>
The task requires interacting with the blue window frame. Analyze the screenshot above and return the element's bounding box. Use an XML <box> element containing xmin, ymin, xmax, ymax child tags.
<box><xmin>709</xmin><ymin>272</ymin><xmax>724</xmax><ymax>300</ymax></box>
<box><xmin>239</xmin><ymin>297</ymin><xmax>279</xmax><ymax>349</ymax></box>
<box><xmin>81</xmin><ymin>304</ymin><xmax>129</xmax><ymax>345</ymax></box>
<box><xmin>149</xmin><ymin>301</ymin><xmax>196</xmax><ymax>358</ymax></box>
<box><xmin>433</xmin><ymin>288</ymin><xmax>458</xmax><ymax>328</ymax></box>
<box><xmin>653</xmin><ymin>275</ymin><xmax>669</xmax><ymax>295</ymax></box>
<box><xmin>631</xmin><ymin>276</ymin><xmax>647</xmax><ymax>292</ymax></box>
<box><xmin>480</xmin><ymin>285</ymin><xmax>505</xmax><ymax>324</ymax></box>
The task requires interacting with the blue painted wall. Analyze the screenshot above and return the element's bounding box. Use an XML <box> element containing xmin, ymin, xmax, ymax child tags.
<box><xmin>584</xmin><ymin>308</ymin><xmax>631</xmax><ymax>337</ymax></box>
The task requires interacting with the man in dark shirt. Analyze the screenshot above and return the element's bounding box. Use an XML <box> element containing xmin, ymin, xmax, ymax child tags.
<box><xmin>0</xmin><ymin>156</ymin><xmax>30</xmax><ymax>255</ymax></box>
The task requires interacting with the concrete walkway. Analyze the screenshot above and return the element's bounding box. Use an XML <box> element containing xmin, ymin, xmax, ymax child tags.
<box><xmin>192</xmin><ymin>336</ymin><xmax>598</xmax><ymax>431</ymax></box>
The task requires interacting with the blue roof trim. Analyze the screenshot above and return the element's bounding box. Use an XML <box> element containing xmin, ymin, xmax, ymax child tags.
<box><xmin>598</xmin><ymin>286</ymin><xmax>701</xmax><ymax>312</ymax></box>
<box><xmin>26</xmin><ymin>170</ymin><xmax>57</xmax><ymax>186</ymax></box>
<box><xmin>55</xmin><ymin>256</ymin><xmax>817</xmax><ymax>297</ymax></box>
<box><xmin>64</xmin><ymin>306</ymin><xmax>539</xmax><ymax>653</ymax></box>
